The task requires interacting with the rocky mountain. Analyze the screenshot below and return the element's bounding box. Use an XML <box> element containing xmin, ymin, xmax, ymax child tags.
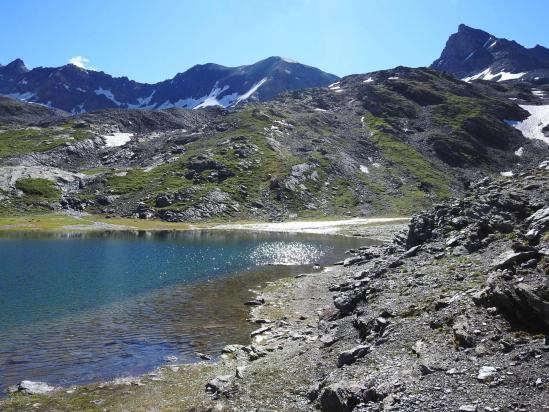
<box><xmin>1</xmin><ymin>66</ymin><xmax>546</xmax><ymax>222</ymax></box>
<box><xmin>0</xmin><ymin>57</ymin><xmax>338</xmax><ymax>113</ymax></box>
<box><xmin>431</xmin><ymin>24</ymin><xmax>549</xmax><ymax>82</ymax></box>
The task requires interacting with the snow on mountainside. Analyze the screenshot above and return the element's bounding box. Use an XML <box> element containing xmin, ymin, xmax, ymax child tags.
<box><xmin>0</xmin><ymin>57</ymin><xmax>338</xmax><ymax>113</ymax></box>
<box><xmin>431</xmin><ymin>24</ymin><xmax>549</xmax><ymax>83</ymax></box>
<box><xmin>506</xmin><ymin>105</ymin><xmax>549</xmax><ymax>145</ymax></box>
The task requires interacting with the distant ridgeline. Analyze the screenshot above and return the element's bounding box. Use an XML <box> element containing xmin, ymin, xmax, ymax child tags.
<box><xmin>0</xmin><ymin>56</ymin><xmax>338</xmax><ymax>113</ymax></box>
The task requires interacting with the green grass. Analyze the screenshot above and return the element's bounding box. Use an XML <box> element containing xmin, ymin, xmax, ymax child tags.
<box><xmin>0</xmin><ymin>125</ymin><xmax>91</xmax><ymax>159</ymax></box>
<box><xmin>333</xmin><ymin>178</ymin><xmax>358</xmax><ymax>208</ymax></box>
<box><xmin>359</xmin><ymin>113</ymin><xmax>453</xmax><ymax>213</ymax></box>
<box><xmin>15</xmin><ymin>178</ymin><xmax>61</xmax><ymax>200</ymax></box>
<box><xmin>79</xmin><ymin>167</ymin><xmax>112</xmax><ymax>175</ymax></box>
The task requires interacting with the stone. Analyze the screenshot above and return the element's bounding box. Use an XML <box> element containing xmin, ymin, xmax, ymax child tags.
<box><xmin>8</xmin><ymin>380</ymin><xmax>56</xmax><ymax>395</ymax></box>
<box><xmin>236</xmin><ymin>366</ymin><xmax>247</xmax><ymax>379</ymax></box>
<box><xmin>402</xmin><ymin>245</ymin><xmax>421</xmax><ymax>258</ymax></box>
<box><xmin>477</xmin><ymin>366</ymin><xmax>497</xmax><ymax>382</ymax></box>
<box><xmin>318</xmin><ymin>383</ymin><xmax>362</xmax><ymax>412</ymax></box>
<box><xmin>419</xmin><ymin>362</ymin><xmax>435</xmax><ymax>375</ymax></box>
<box><xmin>205</xmin><ymin>375</ymin><xmax>232</xmax><ymax>396</ymax></box>
<box><xmin>333</xmin><ymin>290</ymin><xmax>363</xmax><ymax>315</ymax></box>
<box><xmin>491</xmin><ymin>250</ymin><xmax>538</xmax><ymax>270</ymax></box>
<box><xmin>458</xmin><ymin>405</ymin><xmax>478</xmax><ymax>412</ymax></box>
<box><xmin>337</xmin><ymin>345</ymin><xmax>370</xmax><ymax>367</ymax></box>
<box><xmin>453</xmin><ymin>317</ymin><xmax>475</xmax><ymax>348</ymax></box>
<box><xmin>250</xmin><ymin>325</ymin><xmax>272</xmax><ymax>337</ymax></box>
<box><xmin>155</xmin><ymin>194</ymin><xmax>172</xmax><ymax>208</ymax></box>
<box><xmin>244</xmin><ymin>297</ymin><xmax>265</xmax><ymax>306</ymax></box>
<box><xmin>221</xmin><ymin>344</ymin><xmax>244</xmax><ymax>354</ymax></box>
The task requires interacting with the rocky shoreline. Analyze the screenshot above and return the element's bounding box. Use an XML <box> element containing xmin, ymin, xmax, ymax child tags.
<box><xmin>2</xmin><ymin>161</ymin><xmax>548</xmax><ymax>411</ymax></box>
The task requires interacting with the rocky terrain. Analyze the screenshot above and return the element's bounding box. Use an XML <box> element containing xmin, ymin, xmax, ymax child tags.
<box><xmin>2</xmin><ymin>158</ymin><xmax>547</xmax><ymax>412</ymax></box>
<box><xmin>2</xmin><ymin>66</ymin><xmax>547</xmax><ymax>222</ymax></box>
<box><xmin>0</xmin><ymin>56</ymin><xmax>337</xmax><ymax>113</ymax></box>
<box><xmin>432</xmin><ymin>24</ymin><xmax>549</xmax><ymax>82</ymax></box>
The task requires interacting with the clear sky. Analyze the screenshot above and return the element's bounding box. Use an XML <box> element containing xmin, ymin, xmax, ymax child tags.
<box><xmin>1</xmin><ymin>0</ymin><xmax>548</xmax><ymax>83</ymax></box>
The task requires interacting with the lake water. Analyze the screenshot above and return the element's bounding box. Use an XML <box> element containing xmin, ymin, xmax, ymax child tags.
<box><xmin>0</xmin><ymin>230</ymin><xmax>373</xmax><ymax>393</ymax></box>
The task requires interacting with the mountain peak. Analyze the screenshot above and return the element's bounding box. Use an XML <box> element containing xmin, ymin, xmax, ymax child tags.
<box><xmin>431</xmin><ymin>25</ymin><xmax>549</xmax><ymax>81</ymax></box>
<box><xmin>457</xmin><ymin>24</ymin><xmax>489</xmax><ymax>36</ymax></box>
<box><xmin>3</xmin><ymin>58</ymin><xmax>29</xmax><ymax>74</ymax></box>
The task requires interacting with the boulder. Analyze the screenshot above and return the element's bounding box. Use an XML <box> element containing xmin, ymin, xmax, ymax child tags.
<box><xmin>8</xmin><ymin>380</ymin><xmax>56</xmax><ymax>395</ymax></box>
<box><xmin>337</xmin><ymin>345</ymin><xmax>370</xmax><ymax>367</ymax></box>
<box><xmin>453</xmin><ymin>317</ymin><xmax>475</xmax><ymax>348</ymax></box>
<box><xmin>491</xmin><ymin>250</ymin><xmax>538</xmax><ymax>270</ymax></box>
<box><xmin>318</xmin><ymin>383</ymin><xmax>362</xmax><ymax>412</ymax></box>
<box><xmin>480</xmin><ymin>271</ymin><xmax>549</xmax><ymax>332</ymax></box>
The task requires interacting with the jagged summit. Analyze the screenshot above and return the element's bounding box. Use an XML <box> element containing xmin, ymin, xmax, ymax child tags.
<box><xmin>2</xmin><ymin>58</ymin><xmax>29</xmax><ymax>75</ymax></box>
<box><xmin>431</xmin><ymin>24</ymin><xmax>549</xmax><ymax>82</ymax></box>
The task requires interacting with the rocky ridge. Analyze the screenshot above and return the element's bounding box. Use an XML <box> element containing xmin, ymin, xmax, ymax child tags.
<box><xmin>0</xmin><ymin>57</ymin><xmax>338</xmax><ymax>113</ymax></box>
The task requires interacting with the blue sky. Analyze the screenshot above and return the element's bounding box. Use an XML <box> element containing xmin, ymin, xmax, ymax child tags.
<box><xmin>1</xmin><ymin>0</ymin><xmax>548</xmax><ymax>83</ymax></box>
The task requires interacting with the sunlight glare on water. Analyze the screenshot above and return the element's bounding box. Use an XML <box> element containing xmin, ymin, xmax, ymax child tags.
<box><xmin>249</xmin><ymin>241</ymin><xmax>325</xmax><ymax>265</ymax></box>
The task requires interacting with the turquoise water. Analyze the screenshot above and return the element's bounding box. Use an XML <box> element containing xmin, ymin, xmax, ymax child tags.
<box><xmin>0</xmin><ymin>230</ymin><xmax>372</xmax><ymax>393</ymax></box>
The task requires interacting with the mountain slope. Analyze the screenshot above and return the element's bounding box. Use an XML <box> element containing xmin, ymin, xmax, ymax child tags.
<box><xmin>1</xmin><ymin>66</ymin><xmax>544</xmax><ymax>222</ymax></box>
<box><xmin>0</xmin><ymin>57</ymin><xmax>338</xmax><ymax>114</ymax></box>
<box><xmin>0</xmin><ymin>95</ymin><xmax>67</xmax><ymax>125</ymax></box>
<box><xmin>431</xmin><ymin>24</ymin><xmax>549</xmax><ymax>82</ymax></box>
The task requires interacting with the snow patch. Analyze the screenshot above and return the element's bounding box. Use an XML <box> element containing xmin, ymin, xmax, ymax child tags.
<box><xmin>7</xmin><ymin>92</ymin><xmax>35</xmax><ymax>101</ymax></box>
<box><xmin>70</xmin><ymin>104</ymin><xmax>85</xmax><ymax>115</ymax></box>
<box><xmin>195</xmin><ymin>84</ymin><xmax>231</xmax><ymax>109</ymax></box>
<box><xmin>235</xmin><ymin>78</ymin><xmax>268</xmax><ymax>105</ymax></box>
<box><xmin>388</xmin><ymin>76</ymin><xmax>399</xmax><ymax>80</ymax></box>
<box><xmin>363</xmin><ymin>77</ymin><xmax>374</xmax><ymax>83</ymax></box>
<box><xmin>532</xmin><ymin>90</ymin><xmax>546</xmax><ymax>97</ymax></box>
<box><xmin>94</xmin><ymin>87</ymin><xmax>121</xmax><ymax>106</ymax></box>
<box><xmin>359</xmin><ymin>165</ymin><xmax>369</xmax><ymax>174</ymax></box>
<box><xmin>127</xmin><ymin>91</ymin><xmax>157</xmax><ymax>109</ymax></box>
<box><xmin>482</xmin><ymin>37</ymin><xmax>494</xmax><ymax>48</ymax></box>
<box><xmin>508</xmin><ymin>105</ymin><xmax>549</xmax><ymax>145</ymax></box>
<box><xmin>464</xmin><ymin>51</ymin><xmax>476</xmax><ymax>61</ymax></box>
<box><xmin>281</xmin><ymin>57</ymin><xmax>298</xmax><ymax>63</ymax></box>
<box><xmin>514</xmin><ymin>147</ymin><xmax>524</xmax><ymax>157</ymax></box>
<box><xmin>500</xmin><ymin>171</ymin><xmax>514</xmax><ymax>177</ymax></box>
<box><xmin>463</xmin><ymin>68</ymin><xmax>526</xmax><ymax>82</ymax></box>
<box><xmin>102</xmin><ymin>132</ymin><xmax>134</xmax><ymax>148</ymax></box>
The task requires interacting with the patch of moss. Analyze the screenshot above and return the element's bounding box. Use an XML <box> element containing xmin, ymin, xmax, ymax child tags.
<box><xmin>363</xmin><ymin>113</ymin><xmax>452</xmax><ymax>201</ymax></box>
<box><xmin>0</xmin><ymin>126</ymin><xmax>91</xmax><ymax>159</ymax></box>
<box><xmin>15</xmin><ymin>178</ymin><xmax>61</xmax><ymax>200</ymax></box>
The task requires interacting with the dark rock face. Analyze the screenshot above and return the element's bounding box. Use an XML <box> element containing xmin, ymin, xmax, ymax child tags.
<box><xmin>0</xmin><ymin>95</ymin><xmax>67</xmax><ymax>124</ymax></box>
<box><xmin>431</xmin><ymin>24</ymin><xmax>549</xmax><ymax>81</ymax></box>
<box><xmin>0</xmin><ymin>57</ymin><xmax>338</xmax><ymax>113</ymax></box>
